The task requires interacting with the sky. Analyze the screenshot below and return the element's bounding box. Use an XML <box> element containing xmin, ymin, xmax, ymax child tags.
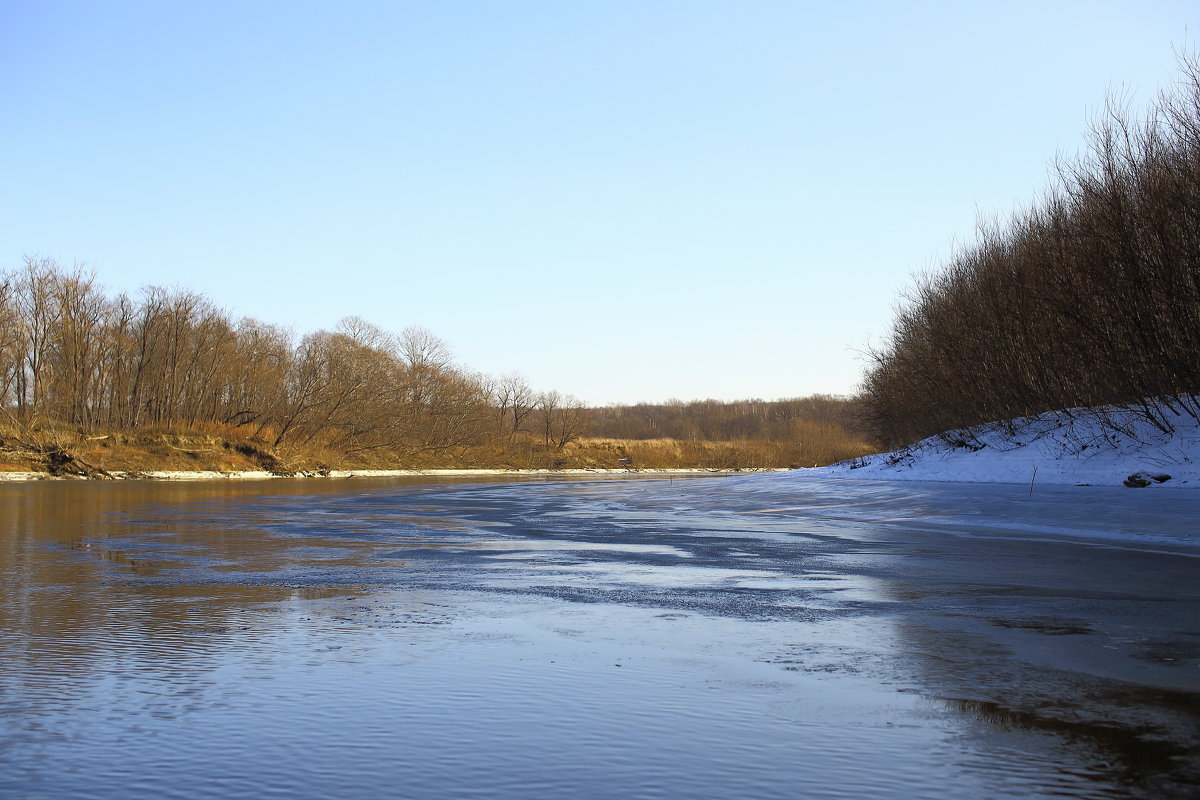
<box><xmin>2</xmin><ymin>1</ymin><xmax>1197</xmax><ymax>405</ymax></box>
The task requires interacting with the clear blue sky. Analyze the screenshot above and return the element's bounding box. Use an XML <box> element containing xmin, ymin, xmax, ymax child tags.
<box><xmin>2</xmin><ymin>1</ymin><xmax>1196</xmax><ymax>405</ymax></box>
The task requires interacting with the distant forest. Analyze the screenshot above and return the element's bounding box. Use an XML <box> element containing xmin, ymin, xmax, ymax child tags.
<box><xmin>862</xmin><ymin>55</ymin><xmax>1200</xmax><ymax>447</ymax></box>
<box><xmin>0</xmin><ymin>259</ymin><xmax>871</xmax><ymax>474</ymax></box>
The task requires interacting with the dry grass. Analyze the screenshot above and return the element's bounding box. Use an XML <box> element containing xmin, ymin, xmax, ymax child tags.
<box><xmin>0</xmin><ymin>415</ymin><xmax>876</xmax><ymax>476</ymax></box>
<box><xmin>491</xmin><ymin>425</ymin><xmax>875</xmax><ymax>471</ymax></box>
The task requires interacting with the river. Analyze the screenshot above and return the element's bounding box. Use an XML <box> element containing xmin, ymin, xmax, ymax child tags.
<box><xmin>1</xmin><ymin>474</ymin><xmax>1197</xmax><ymax>798</ymax></box>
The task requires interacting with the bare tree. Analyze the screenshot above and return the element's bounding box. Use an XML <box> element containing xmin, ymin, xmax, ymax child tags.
<box><xmin>0</xmin><ymin>276</ymin><xmax>21</xmax><ymax>407</ymax></box>
<box><xmin>12</xmin><ymin>257</ymin><xmax>60</xmax><ymax>417</ymax></box>
<box><xmin>537</xmin><ymin>390</ymin><xmax>586</xmax><ymax>451</ymax></box>
<box><xmin>493</xmin><ymin>372</ymin><xmax>535</xmax><ymax>441</ymax></box>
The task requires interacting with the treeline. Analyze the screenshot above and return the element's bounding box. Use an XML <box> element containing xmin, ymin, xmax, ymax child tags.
<box><xmin>581</xmin><ymin>396</ymin><xmax>859</xmax><ymax>441</ymax></box>
<box><xmin>862</xmin><ymin>55</ymin><xmax>1200</xmax><ymax>447</ymax></box>
<box><xmin>578</xmin><ymin>396</ymin><xmax>870</xmax><ymax>469</ymax></box>
<box><xmin>0</xmin><ymin>257</ymin><xmax>581</xmax><ymax>460</ymax></box>
<box><xmin>0</xmin><ymin>259</ymin><xmax>871</xmax><ymax>471</ymax></box>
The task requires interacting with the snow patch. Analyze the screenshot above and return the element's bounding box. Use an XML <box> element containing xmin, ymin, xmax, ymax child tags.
<box><xmin>813</xmin><ymin>406</ymin><xmax>1200</xmax><ymax>488</ymax></box>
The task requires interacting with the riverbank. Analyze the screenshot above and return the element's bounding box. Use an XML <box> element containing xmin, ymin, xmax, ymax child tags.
<box><xmin>809</xmin><ymin>405</ymin><xmax>1200</xmax><ymax>488</ymax></box>
<box><xmin>0</xmin><ymin>466</ymin><xmax>784</xmax><ymax>482</ymax></box>
<box><xmin>0</xmin><ymin>422</ymin><xmax>854</xmax><ymax>478</ymax></box>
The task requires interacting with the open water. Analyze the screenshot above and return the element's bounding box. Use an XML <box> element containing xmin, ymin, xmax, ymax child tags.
<box><xmin>1</xmin><ymin>474</ymin><xmax>1197</xmax><ymax>798</ymax></box>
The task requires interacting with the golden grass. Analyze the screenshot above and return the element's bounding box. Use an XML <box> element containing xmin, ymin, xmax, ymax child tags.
<box><xmin>0</xmin><ymin>417</ymin><xmax>877</xmax><ymax>476</ymax></box>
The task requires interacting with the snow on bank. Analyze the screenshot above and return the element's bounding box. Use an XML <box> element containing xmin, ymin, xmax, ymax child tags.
<box><xmin>813</xmin><ymin>407</ymin><xmax>1200</xmax><ymax>488</ymax></box>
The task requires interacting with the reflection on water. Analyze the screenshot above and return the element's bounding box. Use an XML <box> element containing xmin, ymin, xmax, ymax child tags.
<box><xmin>944</xmin><ymin>696</ymin><xmax>1190</xmax><ymax>788</ymax></box>
<box><xmin>1</xmin><ymin>476</ymin><xmax>1197</xmax><ymax>798</ymax></box>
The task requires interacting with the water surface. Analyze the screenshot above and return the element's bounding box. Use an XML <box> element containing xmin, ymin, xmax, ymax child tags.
<box><xmin>1</xmin><ymin>475</ymin><xmax>1197</xmax><ymax>798</ymax></box>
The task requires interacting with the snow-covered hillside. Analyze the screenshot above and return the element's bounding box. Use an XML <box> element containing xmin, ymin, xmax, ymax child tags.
<box><xmin>813</xmin><ymin>406</ymin><xmax>1200</xmax><ymax>488</ymax></box>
